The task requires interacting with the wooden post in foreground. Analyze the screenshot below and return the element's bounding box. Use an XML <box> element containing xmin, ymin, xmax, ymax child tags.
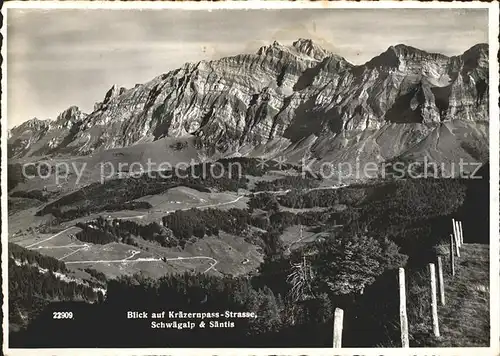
<box><xmin>453</xmin><ymin>223</ymin><xmax>461</xmax><ymax>258</ymax></box>
<box><xmin>398</xmin><ymin>268</ymin><xmax>409</xmax><ymax>347</ymax></box>
<box><xmin>449</xmin><ymin>234</ymin><xmax>455</xmax><ymax>276</ymax></box>
<box><xmin>459</xmin><ymin>221</ymin><xmax>464</xmax><ymax>245</ymax></box>
<box><xmin>452</xmin><ymin>218</ymin><xmax>457</xmax><ymax>246</ymax></box>
<box><xmin>437</xmin><ymin>257</ymin><xmax>445</xmax><ymax>306</ymax></box>
<box><xmin>429</xmin><ymin>263</ymin><xmax>440</xmax><ymax>337</ymax></box>
<box><xmin>452</xmin><ymin>219</ymin><xmax>460</xmax><ymax>249</ymax></box>
<box><xmin>333</xmin><ymin>308</ymin><xmax>344</xmax><ymax>348</ymax></box>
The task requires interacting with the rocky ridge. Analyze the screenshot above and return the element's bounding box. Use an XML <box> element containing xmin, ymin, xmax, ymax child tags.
<box><xmin>8</xmin><ymin>39</ymin><xmax>489</xmax><ymax>170</ymax></box>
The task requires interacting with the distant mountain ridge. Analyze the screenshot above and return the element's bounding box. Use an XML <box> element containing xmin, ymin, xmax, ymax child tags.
<box><xmin>8</xmin><ymin>39</ymin><xmax>489</xmax><ymax>172</ymax></box>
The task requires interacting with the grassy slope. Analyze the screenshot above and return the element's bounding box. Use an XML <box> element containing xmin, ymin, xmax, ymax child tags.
<box><xmin>432</xmin><ymin>243</ymin><xmax>490</xmax><ymax>347</ymax></box>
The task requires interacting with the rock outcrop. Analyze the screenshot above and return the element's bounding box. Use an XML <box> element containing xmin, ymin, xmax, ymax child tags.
<box><xmin>8</xmin><ymin>40</ymin><xmax>489</xmax><ymax>170</ymax></box>
<box><xmin>8</xmin><ymin>106</ymin><xmax>88</xmax><ymax>158</ymax></box>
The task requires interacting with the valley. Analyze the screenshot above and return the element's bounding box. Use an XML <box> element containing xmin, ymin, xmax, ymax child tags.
<box><xmin>9</xmin><ymin>162</ymin><xmax>351</xmax><ymax>280</ymax></box>
<box><xmin>8</xmin><ymin>165</ymin><xmax>490</xmax><ymax>347</ymax></box>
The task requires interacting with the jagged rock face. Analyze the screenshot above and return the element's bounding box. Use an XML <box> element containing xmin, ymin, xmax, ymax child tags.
<box><xmin>8</xmin><ymin>40</ymin><xmax>489</xmax><ymax>167</ymax></box>
<box><xmin>53</xmin><ymin>106</ymin><xmax>87</xmax><ymax>130</ymax></box>
<box><xmin>291</xmin><ymin>38</ymin><xmax>332</xmax><ymax>60</ymax></box>
<box><xmin>8</xmin><ymin>106</ymin><xmax>88</xmax><ymax>158</ymax></box>
<box><xmin>8</xmin><ymin>119</ymin><xmax>51</xmax><ymax>158</ymax></box>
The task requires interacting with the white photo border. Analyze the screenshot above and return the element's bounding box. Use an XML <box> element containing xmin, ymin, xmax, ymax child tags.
<box><xmin>1</xmin><ymin>1</ymin><xmax>499</xmax><ymax>355</ymax></box>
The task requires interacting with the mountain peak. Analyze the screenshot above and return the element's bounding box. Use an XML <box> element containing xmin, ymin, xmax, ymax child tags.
<box><xmin>24</xmin><ymin>117</ymin><xmax>51</xmax><ymax>127</ymax></box>
<box><xmin>256</xmin><ymin>39</ymin><xmax>331</xmax><ymax>61</ymax></box>
<box><xmin>292</xmin><ymin>38</ymin><xmax>330</xmax><ymax>60</ymax></box>
<box><xmin>10</xmin><ymin>117</ymin><xmax>52</xmax><ymax>135</ymax></box>
<box><xmin>103</xmin><ymin>84</ymin><xmax>127</xmax><ymax>105</ymax></box>
<box><xmin>256</xmin><ymin>41</ymin><xmax>284</xmax><ymax>56</ymax></box>
<box><xmin>293</xmin><ymin>38</ymin><xmax>315</xmax><ymax>47</ymax></box>
<box><xmin>462</xmin><ymin>43</ymin><xmax>488</xmax><ymax>57</ymax></box>
<box><xmin>388</xmin><ymin>44</ymin><xmax>449</xmax><ymax>61</ymax></box>
<box><xmin>54</xmin><ymin>106</ymin><xmax>87</xmax><ymax>129</ymax></box>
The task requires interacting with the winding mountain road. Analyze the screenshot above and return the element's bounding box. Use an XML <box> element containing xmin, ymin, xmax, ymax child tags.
<box><xmin>65</xmin><ymin>250</ymin><xmax>219</xmax><ymax>273</ymax></box>
<box><xmin>59</xmin><ymin>245</ymin><xmax>90</xmax><ymax>261</ymax></box>
<box><xmin>23</xmin><ymin>185</ymin><xmax>342</xmax><ymax>274</ymax></box>
<box><xmin>152</xmin><ymin>195</ymin><xmax>245</xmax><ymax>214</ymax></box>
<box><xmin>25</xmin><ymin>195</ymin><xmax>246</xmax><ymax>274</ymax></box>
<box><xmin>251</xmin><ymin>184</ymin><xmax>347</xmax><ymax>196</ymax></box>
<box><xmin>25</xmin><ymin>227</ymin><xmax>80</xmax><ymax>249</ymax></box>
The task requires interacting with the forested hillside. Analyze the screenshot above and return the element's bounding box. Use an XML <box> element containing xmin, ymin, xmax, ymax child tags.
<box><xmin>11</xmin><ymin>172</ymin><xmax>488</xmax><ymax>347</ymax></box>
<box><xmin>8</xmin><ymin>244</ymin><xmax>104</xmax><ymax>332</ymax></box>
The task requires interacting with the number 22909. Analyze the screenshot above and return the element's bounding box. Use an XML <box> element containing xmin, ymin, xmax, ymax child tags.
<box><xmin>52</xmin><ymin>311</ymin><xmax>73</xmax><ymax>319</ymax></box>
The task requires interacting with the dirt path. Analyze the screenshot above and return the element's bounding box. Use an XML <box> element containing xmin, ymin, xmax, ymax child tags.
<box><xmin>22</xmin><ymin>197</ymin><xmax>246</xmax><ymax>271</ymax></box>
<box><xmin>25</xmin><ymin>227</ymin><xmax>80</xmax><ymax>248</ymax></box>
<box><xmin>251</xmin><ymin>184</ymin><xmax>347</xmax><ymax>196</ymax></box>
<box><xmin>64</xmin><ymin>251</ymin><xmax>219</xmax><ymax>274</ymax></box>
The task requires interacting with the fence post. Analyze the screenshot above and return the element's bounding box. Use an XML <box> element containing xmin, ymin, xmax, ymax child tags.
<box><xmin>452</xmin><ymin>218</ymin><xmax>457</xmax><ymax>245</ymax></box>
<box><xmin>449</xmin><ymin>234</ymin><xmax>455</xmax><ymax>276</ymax></box>
<box><xmin>452</xmin><ymin>219</ymin><xmax>460</xmax><ymax>249</ymax></box>
<box><xmin>398</xmin><ymin>268</ymin><xmax>409</xmax><ymax>347</ymax></box>
<box><xmin>453</xmin><ymin>223</ymin><xmax>461</xmax><ymax>258</ymax></box>
<box><xmin>429</xmin><ymin>263</ymin><xmax>440</xmax><ymax>337</ymax></box>
<box><xmin>459</xmin><ymin>221</ymin><xmax>464</xmax><ymax>245</ymax></box>
<box><xmin>437</xmin><ymin>257</ymin><xmax>445</xmax><ymax>305</ymax></box>
<box><xmin>333</xmin><ymin>307</ymin><xmax>344</xmax><ymax>348</ymax></box>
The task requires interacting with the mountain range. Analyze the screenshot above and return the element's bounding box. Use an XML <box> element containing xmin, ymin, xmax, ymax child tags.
<box><xmin>8</xmin><ymin>39</ymin><xmax>489</xmax><ymax>175</ymax></box>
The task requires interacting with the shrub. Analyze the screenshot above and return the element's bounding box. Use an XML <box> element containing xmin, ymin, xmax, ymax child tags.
<box><xmin>305</xmin><ymin>234</ymin><xmax>407</xmax><ymax>296</ymax></box>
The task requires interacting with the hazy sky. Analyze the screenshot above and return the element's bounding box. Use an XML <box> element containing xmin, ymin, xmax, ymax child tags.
<box><xmin>7</xmin><ymin>8</ymin><xmax>488</xmax><ymax>128</ymax></box>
